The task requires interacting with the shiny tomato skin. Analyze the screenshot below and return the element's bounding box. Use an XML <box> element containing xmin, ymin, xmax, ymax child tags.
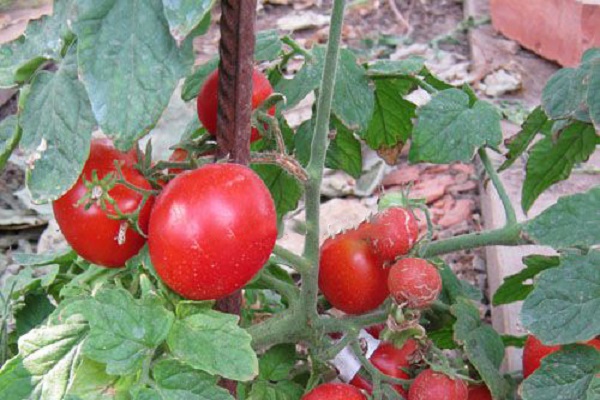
<box><xmin>302</xmin><ymin>383</ymin><xmax>366</xmax><ymax>400</ymax></box>
<box><xmin>388</xmin><ymin>258</ymin><xmax>442</xmax><ymax>309</ymax></box>
<box><xmin>196</xmin><ymin>69</ymin><xmax>274</xmax><ymax>143</ymax></box>
<box><xmin>369</xmin><ymin>207</ymin><xmax>419</xmax><ymax>262</ymax></box>
<box><xmin>53</xmin><ymin>139</ymin><xmax>153</xmax><ymax>268</ymax></box>
<box><xmin>408</xmin><ymin>369</ymin><xmax>468</xmax><ymax>400</ymax></box>
<box><xmin>148</xmin><ymin>163</ymin><xmax>277</xmax><ymax>300</ymax></box>
<box><xmin>350</xmin><ymin>340</ymin><xmax>418</xmax><ymax>397</ymax></box>
<box><xmin>468</xmin><ymin>385</ymin><xmax>493</xmax><ymax>400</ymax></box>
<box><xmin>522</xmin><ymin>335</ymin><xmax>600</xmax><ymax>378</ymax></box>
<box><xmin>319</xmin><ymin>233</ymin><xmax>389</xmax><ymax>314</ymax></box>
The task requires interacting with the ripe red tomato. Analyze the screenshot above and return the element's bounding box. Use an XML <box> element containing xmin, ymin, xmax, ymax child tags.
<box><xmin>148</xmin><ymin>163</ymin><xmax>277</xmax><ymax>300</ymax></box>
<box><xmin>468</xmin><ymin>385</ymin><xmax>492</xmax><ymax>400</ymax></box>
<box><xmin>53</xmin><ymin>139</ymin><xmax>153</xmax><ymax>268</ymax></box>
<box><xmin>350</xmin><ymin>340</ymin><xmax>418</xmax><ymax>397</ymax></box>
<box><xmin>388</xmin><ymin>258</ymin><xmax>442</xmax><ymax>309</ymax></box>
<box><xmin>319</xmin><ymin>233</ymin><xmax>389</xmax><ymax>314</ymax></box>
<box><xmin>302</xmin><ymin>383</ymin><xmax>366</xmax><ymax>400</ymax></box>
<box><xmin>408</xmin><ymin>369</ymin><xmax>468</xmax><ymax>400</ymax></box>
<box><xmin>196</xmin><ymin>68</ymin><xmax>274</xmax><ymax>143</ymax></box>
<box><xmin>522</xmin><ymin>335</ymin><xmax>600</xmax><ymax>378</ymax></box>
<box><xmin>369</xmin><ymin>207</ymin><xmax>419</xmax><ymax>262</ymax></box>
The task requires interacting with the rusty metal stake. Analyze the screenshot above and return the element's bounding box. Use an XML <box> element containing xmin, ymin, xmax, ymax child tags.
<box><xmin>215</xmin><ymin>0</ymin><xmax>258</xmax><ymax>395</ymax></box>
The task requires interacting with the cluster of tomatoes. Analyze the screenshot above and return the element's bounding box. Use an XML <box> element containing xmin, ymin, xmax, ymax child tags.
<box><xmin>53</xmin><ymin>69</ymin><xmax>278</xmax><ymax>301</ymax></box>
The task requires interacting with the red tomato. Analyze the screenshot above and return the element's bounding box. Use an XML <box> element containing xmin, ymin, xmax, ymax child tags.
<box><xmin>365</xmin><ymin>323</ymin><xmax>386</xmax><ymax>339</ymax></box>
<box><xmin>468</xmin><ymin>385</ymin><xmax>493</xmax><ymax>400</ymax></box>
<box><xmin>408</xmin><ymin>370</ymin><xmax>468</xmax><ymax>400</ymax></box>
<box><xmin>302</xmin><ymin>383</ymin><xmax>366</xmax><ymax>400</ymax></box>
<box><xmin>350</xmin><ymin>340</ymin><xmax>418</xmax><ymax>397</ymax></box>
<box><xmin>53</xmin><ymin>139</ymin><xmax>153</xmax><ymax>268</ymax></box>
<box><xmin>522</xmin><ymin>335</ymin><xmax>600</xmax><ymax>378</ymax></box>
<box><xmin>319</xmin><ymin>233</ymin><xmax>389</xmax><ymax>314</ymax></box>
<box><xmin>168</xmin><ymin>148</ymin><xmax>188</xmax><ymax>175</ymax></box>
<box><xmin>148</xmin><ymin>163</ymin><xmax>277</xmax><ymax>300</ymax></box>
<box><xmin>369</xmin><ymin>207</ymin><xmax>419</xmax><ymax>262</ymax></box>
<box><xmin>388</xmin><ymin>258</ymin><xmax>442</xmax><ymax>309</ymax></box>
<box><xmin>196</xmin><ymin>68</ymin><xmax>274</xmax><ymax>143</ymax></box>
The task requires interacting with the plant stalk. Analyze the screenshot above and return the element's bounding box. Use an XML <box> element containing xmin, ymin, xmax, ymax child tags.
<box><xmin>479</xmin><ymin>147</ymin><xmax>517</xmax><ymax>226</ymax></box>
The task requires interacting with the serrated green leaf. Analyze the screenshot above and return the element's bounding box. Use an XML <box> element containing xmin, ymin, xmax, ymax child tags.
<box><xmin>452</xmin><ymin>298</ymin><xmax>511</xmax><ymax>400</ymax></box>
<box><xmin>542</xmin><ymin>67</ymin><xmax>589</xmax><ymax>120</ymax></box>
<box><xmin>20</xmin><ymin>48</ymin><xmax>95</xmax><ymax>203</ymax></box>
<box><xmin>409</xmin><ymin>88</ymin><xmax>502</xmax><ymax>163</ymax></box>
<box><xmin>521</xmin><ymin>345</ymin><xmax>600</xmax><ymax>400</ymax></box>
<box><xmin>252</xmin><ymin>164</ymin><xmax>302</xmax><ymax>219</ymax></box>
<box><xmin>12</xmin><ymin>248</ymin><xmax>76</xmax><ymax>267</ymax></box>
<box><xmin>327</xmin><ymin>120</ymin><xmax>362</xmax><ymax>178</ymax></box>
<box><xmin>522</xmin><ymin>252</ymin><xmax>600</xmax><ymax>345</ymax></box>
<box><xmin>15</xmin><ymin>293</ymin><xmax>56</xmax><ymax>336</ymax></box>
<box><xmin>588</xmin><ymin>57</ymin><xmax>600</xmax><ymax>130</ymax></box>
<box><xmin>492</xmin><ymin>255</ymin><xmax>560</xmax><ymax>306</ymax></box>
<box><xmin>162</xmin><ymin>0</ymin><xmax>215</xmax><ymax>42</ymax></box>
<box><xmin>499</xmin><ymin>107</ymin><xmax>552</xmax><ymax>172</ymax></box>
<box><xmin>74</xmin><ymin>0</ymin><xmax>193</xmax><ymax>151</ymax></box>
<box><xmin>0</xmin><ymin>0</ymin><xmax>72</xmax><ymax>88</ymax></box>
<box><xmin>255</xmin><ymin>30</ymin><xmax>283</xmax><ymax>62</ymax></box>
<box><xmin>362</xmin><ymin>78</ymin><xmax>415</xmax><ymax>150</ymax></box>
<box><xmin>0</xmin><ymin>356</ymin><xmax>35</xmax><ymax>400</ymax></box>
<box><xmin>525</xmin><ymin>187</ymin><xmax>600</xmax><ymax>249</ymax></box>
<box><xmin>0</xmin><ymin>115</ymin><xmax>21</xmax><ymax>172</ymax></box>
<box><xmin>66</xmin><ymin>357</ymin><xmax>134</xmax><ymax>400</ymax></box>
<box><xmin>368</xmin><ymin>57</ymin><xmax>424</xmax><ymax>75</ymax></box>
<box><xmin>78</xmin><ymin>289</ymin><xmax>174</xmax><ymax>375</ymax></box>
<box><xmin>248</xmin><ymin>380</ymin><xmax>304</xmax><ymax>400</ymax></box>
<box><xmin>259</xmin><ymin>344</ymin><xmax>296</xmax><ymax>381</ymax></box>
<box><xmin>276</xmin><ymin>50</ymin><xmax>323</xmax><ymax>110</ymax></box>
<box><xmin>167</xmin><ymin>310</ymin><xmax>258</xmax><ymax>381</ymax></box>
<box><xmin>522</xmin><ymin>122</ymin><xmax>598</xmax><ymax>212</ymax></box>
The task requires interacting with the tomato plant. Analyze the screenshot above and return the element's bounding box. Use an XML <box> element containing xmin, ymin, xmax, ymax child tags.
<box><xmin>1</xmin><ymin>0</ymin><xmax>599</xmax><ymax>399</ymax></box>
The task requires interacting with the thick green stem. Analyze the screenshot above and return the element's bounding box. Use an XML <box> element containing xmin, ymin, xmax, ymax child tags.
<box><xmin>248</xmin><ymin>307</ymin><xmax>307</xmax><ymax>350</ymax></box>
<box><xmin>302</xmin><ymin>0</ymin><xmax>347</xmax><ymax>319</ymax></box>
<box><xmin>479</xmin><ymin>147</ymin><xmax>517</xmax><ymax>226</ymax></box>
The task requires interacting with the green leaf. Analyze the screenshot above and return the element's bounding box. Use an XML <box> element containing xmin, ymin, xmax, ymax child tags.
<box><xmin>181</xmin><ymin>57</ymin><xmax>219</xmax><ymax>102</ymax></box>
<box><xmin>501</xmin><ymin>334</ymin><xmax>527</xmax><ymax>348</ymax></box>
<box><xmin>492</xmin><ymin>255</ymin><xmax>560</xmax><ymax>306</ymax></box>
<box><xmin>521</xmin><ymin>345</ymin><xmax>600</xmax><ymax>400</ymax></box>
<box><xmin>259</xmin><ymin>344</ymin><xmax>296</xmax><ymax>381</ymax></box>
<box><xmin>248</xmin><ymin>380</ymin><xmax>304</xmax><ymax>400</ymax></box>
<box><xmin>66</xmin><ymin>357</ymin><xmax>134</xmax><ymax>400</ymax></box>
<box><xmin>542</xmin><ymin>67</ymin><xmax>589</xmax><ymax>120</ymax></box>
<box><xmin>252</xmin><ymin>164</ymin><xmax>302</xmax><ymax>219</ymax></box>
<box><xmin>0</xmin><ymin>115</ymin><xmax>21</xmax><ymax>172</ymax></box>
<box><xmin>0</xmin><ymin>357</ymin><xmax>35</xmax><ymax>400</ymax></box>
<box><xmin>20</xmin><ymin>48</ymin><xmax>95</xmax><ymax>203</ymax></box>
<box><xmin>255</xmin><ymin>30</ymin><xmax>283</xmax><ymax>62</ymax></box>
<box><xmin>427</xmin><ymin>325</ymin><xmax>457</xmax><ymax>350</ymax></box>
<box><xmin>15</xmin><ymin>293</ymin><xmax>56</xmax><ymax>336</ymax></box>
<box><xmin>12</xmin><ymin>248</ymin><xmax>76</xmax><ymax>267</ymax></box>
<box><xmin>362</xmin><ymin>78</ymin><xmax>415</xmax><ymax>150</ymax></box>
<box><xmin>522</xmin><ymin>251</ymin><xmax>600</xmax><ymax>345</ymax></box>
<box><xmin>327</xmin><ymin>120</ymin><xmax>362</xmax><ymax>178</ymax></box>
<box><xmin>522</xmin><ymin>122</ymin><xmax>598</xmax><ymax>212</ymax></box>
<box><xmin>525</xmin><ymin>187</ymin><xmax>600</xmax><ymax>249</ymax></box>
<box><xmin>0</xmin><ymin>0</ymin><xmax>72</xmax><ymax>88</ymax></box>
<box><xmin>438</xmin><ymin>263</ymin><xmax>482</xmax><ymax>304</ymax></box>
<box><xmin>588</xmin><ymin>57</ymin><xmax>600</xmax><ymax>131</ymax></box>
<box><xmin>134</xmin><ymin>358</ymin><xmax>234</xmax><ymax>400</ymax></box>
<box><xmin>79</xmin><ymin>289</ymin><xmax>174</xmax><ymax>375</ymax></box>
<box><xmin>74</xmin><ymin>0</ymin><xmax>193</xmax><ymax>151</ymax></box>
<box><xmin>498</xmin><ymin>107</ymin><xmax>552</xmax><ymax>172</ymax></box>
<box><xmin>276</xmin><ymin>50</ymin><xmax>324</xmax><ymax>109</ymax></box>
<box><xmin>162</xmin><ymin>0</ymin><xmax>215</xmax><ymax>42</ymax></box>
<box><xmin>452</xmin><ymin>298</ymin><xmax>511</xmax><ymax>400</ymax></box>
<box><xmin>167</xmin><ymin>310</ymin><xmax>258</xmax><ymax>381</ymax></box>
<box><xmin>367</xmin><ymin>57</ymin><xmax>425</xmax><ymax>75</ymax></box>
<box><xmin>409</xmin><ymin>88</ymin><xmax>502</xmax><ymax>163</ymax></box>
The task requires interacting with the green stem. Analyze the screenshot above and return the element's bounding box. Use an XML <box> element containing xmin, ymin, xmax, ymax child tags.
<box><xmin>258</xmin><ymin>269</ymin><xmax>300</xmax><ymax>303</ymax></box>
<box><xmin>248</xmin><ymin>307</ymin><xmax>307</xmax><ymax>350</ymax></box>
<box><xmin>350</xmin><ymin>341</ymin><xmax>412</xmax><ymax>386</ymax></box>
<box><xmin>272</xmin><ymin>245</ymin><xmax>311</xmax><ymax>275</ymax></box>
<box><xmin>281</xmin><ymin>36</ymin><xmax>312</xmax><ymax>59</ymax></box>
<box><xmin>302</xmin><ymin>0</ymin><xmax>347</xmax><ymax>322</ymax></box>
<box><xmin>317</xmin><ymin>307</ymin><xmax>389</xmax><ymax>334</ymax></box>
<box><xmin>479</xmin><ymin>147</ymin><xmax>517</xmax><ymax>226</ymax></box>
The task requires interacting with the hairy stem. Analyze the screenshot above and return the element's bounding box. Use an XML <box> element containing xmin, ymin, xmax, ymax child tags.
<box><xmin>479</xmin><ymin>147</ymin><xmax>518</xmax><ymax>226</ymax></box>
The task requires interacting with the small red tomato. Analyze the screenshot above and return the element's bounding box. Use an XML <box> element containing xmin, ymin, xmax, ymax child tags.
<box><xmin>522</xmin><ymin>335</ymin><xmax>600</xmax><ymax>378</ymax></box>
<box><xmin>148</xmin><ymin>163</ymin><xmax>277</xmax><ymax>300</ymax></box>
<box><xmin>365</xmin><ymin>323</ymin><xmax>386</xmax><ymax>339</ymax></box>
<box><xmin>468</xmin><ymin>385</ymin><xmax>493</xmax><ymax>400</ymax></box>
<box><xmin>408</xmin><ymin>370</ymin><xmax>468</xmax><ymax>400</ymax></box>
<box><xmin>196</xmin><ymin>68</ymin><xmax>274</xmax><ymax>143</ymax></box>
<box><xmin>388</xmin><ymin>258</ymin><xmax>442</xmax><ymax>309</ymax></box>
<box><xmin>369</xmin><ymin>207</ymin><xmax>419</xmax><ymax>262</ymax></box>
<box><xmin>350</xmin><ymin>340</ymin><xmax>418</xmax><ymax>397</ymax></box>
<box><xmin>319</xmin><ymin>233</ymin><xmax>389</xmax><ymax>314</ymax></box>
<box><xmin>302</xmin><ymin>383</ymin><xmax>366</xmax><ymax>400</ymax></box>
<box><xmin>53</xmin><ymin>139</ymin><xmax>153</xmax><ymax>268</ymax></box>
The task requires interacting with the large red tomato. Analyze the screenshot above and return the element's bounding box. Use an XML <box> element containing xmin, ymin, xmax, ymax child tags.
<box><xmin>53</xmin><ymin>139</ymin><xmax>153</xmax><ymax>268</ymax></box>
<box><xmin>319</xmin><ymin>233</ymin><xmax>389</xmax><ymax>314</ymax></box>
<box><xmin>196</xmin><ymin>68</ymin><xmax>274</xmax><ymax>143</ymax></box>
<box><xmin>408</xmin><ymin>369</ymin><xmax>468</xmax><ymax>400</ymax></box>
<box><xmin>350</xmin><ymin>340</ymin><xmax>418</xmax><ymax>397</ymax></box>
<box><xmin>302</xmin><ymin>383</ymin><xmax>366</xmax><ymax>400</ymax></box>
<box><xmin>369</xmin><ymin>207</ymin><xmax>419</xmax><ymax>262</ymax></box>
<box><xmin>388</xmin><ymin>258</ymin><xmax>442</xmax><ymax>309</ymax></box>
<box><xmin>522</xmin><ymin>335</ymin><xmax>600</xmax><ymax>378</ymax></box>
<box><xmin>148</xmin><ymin>163</ymin><xmax>277</xmax><ymax>300</ymax></box>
